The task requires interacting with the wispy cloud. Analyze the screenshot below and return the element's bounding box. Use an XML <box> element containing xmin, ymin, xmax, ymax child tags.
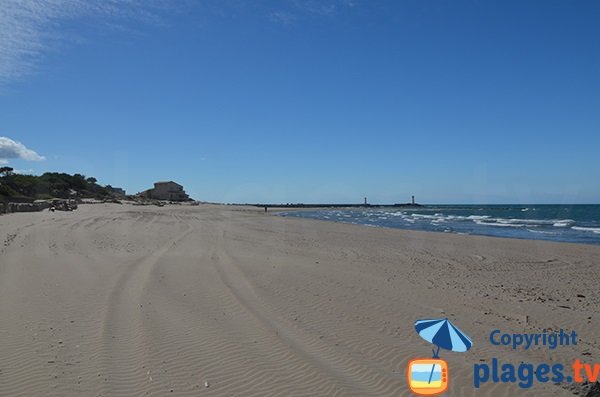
<box><xmin>0</xmin><ymin>0</ymin><xmax>170</xmax><ymax>85</ymax></box>
<box><xmin>0</xmin><ymin>0</ymin><xmax>356</xmax><ymax>85</ymax></box>
<box><xmin>0</xmin><ymin>136</ymin><xmax>45</xmax><ymax>164</ymax></box>
<box><xmin>13</xmin><ymin>168</ymin><xmax>36</xmax><ymax>175</ymax></box>
<box><xmin>268</xmin><ymin>0</ymin><xmax>357</xmax><ymax>25</ymax></box>
<box><xmin>291</xmin><ymin>0</ymin><xmax>338</xmax><ymax>17</ymax></box>
<box><xmin>268</xmin><ymin>10</ymin><xmax>297</xmax><ymax>25</ymax></box>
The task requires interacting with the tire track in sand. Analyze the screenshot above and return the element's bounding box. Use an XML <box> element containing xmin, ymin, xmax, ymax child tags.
<box><xmin>210</xmin><ymin>225</ymin><xmax>392</xmax><ymax>396</ymax></box>
<box><xmin>98</xmin><ymin>215</ymin><xmax>193</xmax><ymax>396</ymax></box>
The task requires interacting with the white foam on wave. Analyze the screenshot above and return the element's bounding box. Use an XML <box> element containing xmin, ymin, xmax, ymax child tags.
<box><xmin>412</xmin><ymin>213</ymin><xmax>465</xmax><ymax>222</ymax></box>
<box><xmin>572</xmin><ymin>226</ymin><xmax>600</xmax><ymax>234</ymax></box>
<box><xmin>553</xmin><ymin>220</ymin><xmax>574</xmax><ymax>227</ymax></box>
<box><xmin>411</xmin><ymin>214</ymin><xmax>439</xmax><ymax>219</ymax></box>
<box><xmin>527</xmin><ymin>229</ymin><xmax>557</xmax><ymax>235</ymax></box>
<box><xmin>396</xmin><ymin>212</ymin><xmax>582</xmax><ymax>233</ymax></box>
<box><xmin>475</xmin><ymin>221</ymin><xmax>526</xmax><ymax>228</ymax></box>
<box><xmin>495</xmin><ymin>218</ymin><xmax>552</xmax><ymax>225</ymax></box>
<box><xmin>487</xmin><ymin>218</ymin><xmax>574</xmax><ymax>226</ymax></box>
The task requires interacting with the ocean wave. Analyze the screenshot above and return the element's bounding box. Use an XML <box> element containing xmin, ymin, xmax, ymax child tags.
<box><xmin>572</xmin><ymin>226</ymin><xmax>600</xmax><ymax>234</ymax></box>
<box><xmin>553</xmin><ymin>220</ymin><xmax>575</xmax><ymax>227</ymax></box>
<box><xmin>278</xmin><ymin>207</ymin><xmax>600</xmax><ymax>245</ymax></box>
<box><xmin>354</xmin><ymin>210</ymin><xmax>579</xmax><ymax>232</ymax></box>
<box><xmin>475</xmin><ymin>220</ymin><xmax>526</xmax><ymax>228</ymax></box>
<box><xmin>467</xmin><ymin>215</ymin><xmax>491</xmax><ymax>220</ymax></box>
<box><xmin>486</xmin><ymin>218</ymin><xmax>574</xmax><ymax>226</ymax></box>
<box><xmin>494</xmin><ymin>218</ymin><xmax>553</xmax><ymax>225</ymax></box>
<box><xmin>411</xmin><ymin>214</ymin><xmax>439</xmax><ymax>219</ymax></box>
<box><xmin>412</xmin><ymin>213</ymin><xmax>487</xmax><ymax>221</ymax></box>
<box><xmin>527</xmin><ymin>229</ymin><xmax>558</xmax><ymax>235</ymax></box>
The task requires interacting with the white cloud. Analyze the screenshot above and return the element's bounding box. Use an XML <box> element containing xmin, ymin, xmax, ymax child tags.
<box><xmin>0</xmin><ymin>0</ymin><xmax>169</xmax><ymax>84</ymax></box>
<box><xmin>0</xmin><ymin>137</ymin><xmax>45</xmax><ymax>163</ymax></box>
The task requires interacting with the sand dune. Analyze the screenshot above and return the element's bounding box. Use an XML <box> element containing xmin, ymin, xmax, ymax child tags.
<box><xmin>1</xmin><ymin>204</ymin><xmax>598</xmax><ymax>396</ymax></box>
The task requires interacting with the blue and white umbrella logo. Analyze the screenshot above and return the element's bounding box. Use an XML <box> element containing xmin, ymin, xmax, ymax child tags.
<box><xmin>415</xmin><ymin>318</ymin><xmax>473</xmax><ymax>357</ymax></box>
<box><xmin>414</xmin><ymin>318</ymin><xmax>473</xmax><ymax>384</ymax></box>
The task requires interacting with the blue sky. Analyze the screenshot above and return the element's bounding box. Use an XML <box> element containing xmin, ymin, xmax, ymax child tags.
<box><xmin>0</xmin><ymin>0</ymin><xmax>599</xmax><ymax>204</ymax></box>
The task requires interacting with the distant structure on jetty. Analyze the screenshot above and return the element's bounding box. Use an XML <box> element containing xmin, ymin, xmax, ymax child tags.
<box><xmin>254</xmin><ymin>196</ymin><xmax>422</xmax><ymax>209</ymax></box>
<box><xmin>139</xmin><ymin>181</ymin><xmax>190</xmax><ymax>201</ymax></box>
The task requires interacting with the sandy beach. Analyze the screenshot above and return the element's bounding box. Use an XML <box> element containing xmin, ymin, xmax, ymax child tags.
<box><xmin>0</xmin><ymin>203</ymin><xmax>599</xmax><ymax>396</ymax></box>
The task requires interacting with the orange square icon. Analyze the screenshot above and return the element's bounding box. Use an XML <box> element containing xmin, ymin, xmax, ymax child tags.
<box><xmin>406</xmin><ymin>358</ymin><xmax>449</xmax><ymax>396</ymax></box>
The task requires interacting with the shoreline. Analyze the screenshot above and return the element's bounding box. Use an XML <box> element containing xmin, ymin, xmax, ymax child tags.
<box><xmin>273</xmin><ymin>210</ymin><xmax>600</xmax><ymax>248</ymax></box>
<box><xmin>274</xmin><ymin>206</ymin><xmax>600</xmax><ymax>247</ymax></box>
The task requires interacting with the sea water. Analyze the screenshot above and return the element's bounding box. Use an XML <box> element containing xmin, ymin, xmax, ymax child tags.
<box><xmin>278</xmin><ymin>205</ymin><xmax>600</xmax><ymax>245</ymax></box>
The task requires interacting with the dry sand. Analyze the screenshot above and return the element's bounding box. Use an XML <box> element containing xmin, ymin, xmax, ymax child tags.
<box><xmin>0</xmin><ymin>204</ymin><xmax>599</xmax><ymax>396</ymax></box>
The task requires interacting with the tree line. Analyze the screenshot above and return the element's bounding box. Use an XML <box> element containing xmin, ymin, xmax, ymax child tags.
<box><xmin>0</xmin><ymin>167</ymin><xmax>113</xmax><ymax>202</ymax></box>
